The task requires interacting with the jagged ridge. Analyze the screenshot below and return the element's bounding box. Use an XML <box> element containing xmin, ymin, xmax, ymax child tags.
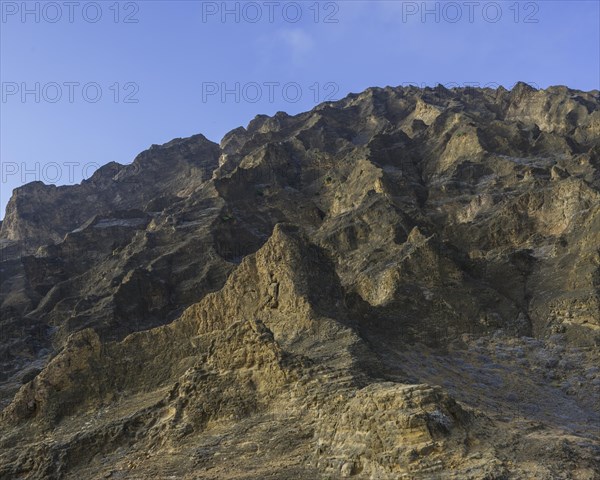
<box><xmin>0</xmin><ymin>83</ymin><xmax>599</xmax><ymax>479</ymax></box>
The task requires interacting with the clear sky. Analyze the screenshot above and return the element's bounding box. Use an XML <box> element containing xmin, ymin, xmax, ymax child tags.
<box><xmin>1</xmin><ymin>0</ymin><xmax>599</xmax><ymax>218</ymax></box>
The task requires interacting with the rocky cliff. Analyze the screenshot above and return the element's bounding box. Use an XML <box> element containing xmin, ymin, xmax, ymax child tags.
<box><xmin>0</xmin><ymin>83</ymin><xmax>599</xmax><ymax>479</ymax></box>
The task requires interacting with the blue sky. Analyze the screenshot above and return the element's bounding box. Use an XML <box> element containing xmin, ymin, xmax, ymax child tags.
<box><xmin>1</xmin><ymin>0</ymin><xmax>599</xmax><ymax>217</ymax></box>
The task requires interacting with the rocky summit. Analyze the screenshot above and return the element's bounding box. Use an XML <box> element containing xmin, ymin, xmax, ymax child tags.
<box><xmin>0</xmin><ymin>83</ymin><xmax>599</xmax><ymax>479</ymax></box>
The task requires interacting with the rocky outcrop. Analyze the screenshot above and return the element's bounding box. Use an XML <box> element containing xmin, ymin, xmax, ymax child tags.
<box><xmin>0</xmin><ymin>83</ymin><xmax>599</xmax><ymax>479</ymax></box>
<box><xmin>0</xmin><ymin>134</ymin><xmax>219</xmax><ymax>250</ymax></box>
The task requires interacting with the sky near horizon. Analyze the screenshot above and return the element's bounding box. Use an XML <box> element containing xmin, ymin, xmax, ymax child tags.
<box><xmin>1</xmin><ymin>0</ymin><xmax>599</xmax><ymax>218</ymax></box>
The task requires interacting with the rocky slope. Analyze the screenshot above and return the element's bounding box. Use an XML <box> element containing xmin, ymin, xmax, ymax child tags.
<box><xmin>0</xmin><ymin>83</ymin><xmax>599</xmax><ymax>479</ymax></box>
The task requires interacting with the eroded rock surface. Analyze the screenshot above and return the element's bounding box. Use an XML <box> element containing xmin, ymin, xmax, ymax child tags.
<box><xmin>0</xmin><ymin>84</ymin><xmax>599</xmax><ymax>479</ymax></box>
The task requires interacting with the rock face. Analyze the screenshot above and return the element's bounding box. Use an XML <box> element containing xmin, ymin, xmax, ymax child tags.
<box><xmin>0</xmin><ymin>83</ymin><xmax>599</xmax><ymax>479</ymax></box>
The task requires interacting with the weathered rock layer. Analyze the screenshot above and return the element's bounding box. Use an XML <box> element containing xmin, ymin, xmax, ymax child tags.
<box><xmin>0</xmin><ymin>83</ymin><xmax>599</xmax><ymax>479</ymax></box>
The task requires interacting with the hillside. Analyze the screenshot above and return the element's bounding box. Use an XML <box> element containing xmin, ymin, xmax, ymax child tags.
<box><xmin>1</xmin><ymin>83</ymin><xmax>599</xmax><ymax>479</ymax></box>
